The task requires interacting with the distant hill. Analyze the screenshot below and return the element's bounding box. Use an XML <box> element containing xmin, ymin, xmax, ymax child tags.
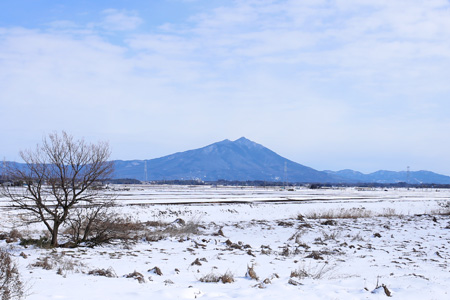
<box><xmin>324</xmin><ymin>169</ymin><xmax>450</xmax><ymax>184</ymax></box>
<box><xmin>113</xmin><ymin>137</ymin><xmax>341</xmax><ymax>183</ymax></box>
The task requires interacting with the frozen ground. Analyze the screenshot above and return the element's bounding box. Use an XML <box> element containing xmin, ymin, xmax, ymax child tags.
<box><xmin>1</xmin><ymin>185</ymin><xmax>450</xmax><ymax>299</ymax></box>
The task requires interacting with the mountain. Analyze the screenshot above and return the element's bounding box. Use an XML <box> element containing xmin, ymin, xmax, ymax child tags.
<box><xmin>113</xmin><ymin>137</ymin><xmax>341</xmax><ymax>183</ymax></box>
<box><xmin>5</xmin><ymin>137</ymin><xmax>450</xmax><ymax>184</ymax></box>
<box><xmin>324</xmin><ymin>169</ymin><xmax>450</xmax><ymax>184</ymax></box>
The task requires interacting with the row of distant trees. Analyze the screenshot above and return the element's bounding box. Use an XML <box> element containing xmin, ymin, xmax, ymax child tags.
<box><xmin>148</xmin><ymin>179</ymin><xmax>450</xmax><ymax>189</ymax></box>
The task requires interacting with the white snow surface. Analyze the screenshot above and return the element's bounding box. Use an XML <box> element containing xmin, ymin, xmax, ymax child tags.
<box><xmin>1</xmin><ymin>185</ymin><xmax>450</xmax><ymax>299</ymax></box>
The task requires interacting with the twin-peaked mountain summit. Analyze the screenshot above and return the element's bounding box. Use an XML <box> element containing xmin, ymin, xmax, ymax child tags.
<box><xmin>114</xmin><ymin>137</ymin><xmax>333</xmax><ymax>182</ymax></box>
<box><xmin>113</xmin><ymin>137</ymin><xmax>450</xmax><ymax>184</ymax></box>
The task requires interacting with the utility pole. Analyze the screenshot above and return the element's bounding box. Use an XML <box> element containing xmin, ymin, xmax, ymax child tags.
<box><xmin>1</xmin><ymin>157</ymin><xmax>4</xmax><ymax>181</ymax></box>
<box><xmin>284</xmin><ymin>161</ymin><xmax>288</xmax><ymax>190</ymax></box>
<box><xmin>406</xmin><ymin>166</ymin><xmax>410</xmax><ymax>185</ymax></box>
<box><xmin>144</xmin><ymin>160</ymin><xmax>148</xmax><ymax>183</ymax></box>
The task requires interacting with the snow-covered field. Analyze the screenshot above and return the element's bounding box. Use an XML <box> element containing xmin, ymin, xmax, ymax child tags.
<box><xmin>1</xmin><ymin>185</ymin><xmax>450</xmax><ymax>299</ymax></box>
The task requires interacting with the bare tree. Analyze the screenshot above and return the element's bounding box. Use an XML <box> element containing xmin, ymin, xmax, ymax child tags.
<box><xmin>1</xmin><ymin>131</ymin><xmax>114</xmax><ymax>247</ymax></box>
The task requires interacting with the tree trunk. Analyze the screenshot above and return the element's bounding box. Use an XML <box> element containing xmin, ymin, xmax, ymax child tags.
<box><xmin>51</xmin><ymin>223</ymin><xmax>60</xmax><ymax>247</ymax></box>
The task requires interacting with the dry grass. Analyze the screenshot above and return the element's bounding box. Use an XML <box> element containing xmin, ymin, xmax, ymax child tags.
<box><xmin>145</xmin><ymin>217</ymin><xmax>203</xmax><ymax>241</ymax></box>
<box><xmin>199</xmin><ymin>273</ymin><xmax>221</xmax><ymax>283</ymax></box>
<box><xmin>246</xmin><ymin>264</ymin><xmax>259</xmax><ymax>281</ymax></box>
<box><xmin>430</xmin><ymin>201</ymin><xmax>450</xmax><ymax>216</ymax></box>
<box><xmin>304</xmin><ymin>207</ymin><xmax>403</xmax><ymax>220</ymax></box>
<box><xmin>305</xmin><ymin>251</ymin><xmax>324</xmax><ymax>260</ymax></box>
<box><xmin>0</xmin><ymin>248</ymin><xmax>25</xmax><ymax>300</ymax></box>
<box><xmin>124</xmin><ymin>271</ymin><xmax>145</xmax><ymax>283</ymax></box>
<box><xmin>64</xmin><ymin>214</ymin><xmax>203</xmax><ymax>246</ymax></box>
<box><xmin>88</xmin><ymin>267</ymin><xmax>117</xmax><ymax>278</ymax></box>
<box><xmin>288</xmin><ymin>229</ymin><xmax>308</xmax><ymax>243</ymax></box>
<box><xmin>305</xmin><ymin>208</ymin><xmax>373</xmax><ymax>219</ymax></box>
<box><xmin>162</xmin><ymin>220</ymin><xmax>201</xmax><ymax>237</ymax></box>
<box><xmin>19</xmin><ymin>236</ymin><xmax>52</xmax><ymax>249</ymax></box>
<box><xmin>379</xmin><ymin>208</ymin><xmax>398</xmax><ymax>217</ymax></box>
<box><xmin>290</xmin><ymin>262</ymin><xmax>333</xmax><ymax>280</ymax></box>
<box><xmin>199</xmin><ymin>271</ymin><xmax>235</xmax><ymax>284</ymax></box>
<box><xmin>30</xmin><ymin>252</ymin><xmax>86</xmax><ymax>276</ymax></box>
<box><xmin>220</xmin><ymin>271</ymin><xmax>235</xmax><ymax>284</ymax></box>
<box><xmin>6</xmin><ymin>229</ymin><xmax>22</xmax><ymax>243</ymax></box>
<box><xmin>351</xmin><ymin>232</ymin><xmax>365</xmax><ymax>242</ymax></box>
<box><xmin>65</xmin><ymin>212</ymin><xmax>144</xmax><ymax>246</ymax></box>
<box><xmin>148</xmin><ymin>266</ymin><xmax>163</xmax><ymax>276</ymax></box>
<box><xmin>144</xmin><ymin>220</ymin><xmax>168</xmax><ymax>227</ymax></box>
<box><xmin>322</xmin><ymin>229</ymin><xmax>341</xmax><ymax>241</ymax></box>
<box><xmin>30</xmin><ymin>256</ymin><xmax>53</xmax><ymax>270</ymax></box>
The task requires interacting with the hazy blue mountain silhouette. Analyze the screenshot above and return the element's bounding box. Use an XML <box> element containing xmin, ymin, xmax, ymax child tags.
<box><xmin>324</xmin><ymin>169</ymin><xmax>450</xmax><ymax>184</ymax></box>
<box><xmin>113</xmin><ymin>137</ymin><xmax>340</xmax><ymax>182</ymax></box>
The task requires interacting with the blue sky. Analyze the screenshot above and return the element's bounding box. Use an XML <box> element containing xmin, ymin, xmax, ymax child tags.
<box><xmin>1</xmin><ymin>0</ymin><xmax>450</xmax><ymax>175</ymax></box>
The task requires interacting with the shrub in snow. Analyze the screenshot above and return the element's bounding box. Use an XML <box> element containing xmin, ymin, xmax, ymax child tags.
<box><xmin>124</xmin><ymin>271</ymin><xmax>145</xmax><ymax>283</ymax></box>
<box><xmin>66</xmin><ymin>210</ymin><xmax>144</xmax><ymax>246</ymax></box>
<box><xmin>148</xmin><ymin>266</ymin><xmax>163</xmax><ymax>276</ymax></box>
<box><xmin>199</xmin><ymin>271</ymin><xmax>234</xmax><ymax>284</ymax></box>
<box><xmin>245</xmin><ymin>264</ymin><xmax>259</xmax><ymax>281</ymax></box>
<box><xmin>88</xmin><ymin>267</ymin><xmax>117</xmax><ymax>278</ymax></box>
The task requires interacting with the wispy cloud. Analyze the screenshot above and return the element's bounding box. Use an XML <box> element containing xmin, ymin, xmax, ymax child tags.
<box><xmin>98</xmin><ymin>9</ymin><xmax>143</xmax><ymax>31</ymax></box>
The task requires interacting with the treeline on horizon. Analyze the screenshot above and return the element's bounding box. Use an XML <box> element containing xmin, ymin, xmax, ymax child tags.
<box><xmin>3</xmin><ymin>177</ymin><xmax>450</xmax><ymax>189</ymax></box>
<box><xmin>106</xmin><ymin>178</ymin><xmax>450</xmax><ymax>189</ymax></box>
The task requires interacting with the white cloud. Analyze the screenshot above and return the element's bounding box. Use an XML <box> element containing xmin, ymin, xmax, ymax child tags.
<box><xmin>120</xmin><ymin>0</ymin><xmax>450</xmax><ymax>101</ymax></box>
<box><xmin>47</xmin><ymin>20</ymin><xmax>78</xmax><ymax>29</ymax></box>
<box><xmin>1</xmin><ymin>1</ymin><xmax>450</xmax><ymax>173</ymax></box>
<box><xmin>99</xmin><ymin>9</ymin><xmax>143</xmax><ymax>31</ymax></box>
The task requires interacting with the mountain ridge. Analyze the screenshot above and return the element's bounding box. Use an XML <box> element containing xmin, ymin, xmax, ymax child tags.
<box><xmin>112</xmin><ymin>137</ymin><xmax>450</xmax><ymax>184</ymax></box>
<box><xmin>113</xmin><ymin>137</ymin><xmax>340</xmax><ymax>182</ymax></box>
<box><xmin>324</xmin><ymin>169</ymin><xmax>450</xmax><ymax>184</ymax></box>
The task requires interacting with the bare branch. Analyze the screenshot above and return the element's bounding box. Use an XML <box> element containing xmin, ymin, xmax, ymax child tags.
<box><xmin>1</xmin><ymin>131</ymin><xmax>114</xmax><ymax>247</ymax></box>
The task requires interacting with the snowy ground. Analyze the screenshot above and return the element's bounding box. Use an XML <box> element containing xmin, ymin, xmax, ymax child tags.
<box><xmin>1</xmin><ymin>185</ymin><xmax>450</xmax><ymax>299</ymax></box>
